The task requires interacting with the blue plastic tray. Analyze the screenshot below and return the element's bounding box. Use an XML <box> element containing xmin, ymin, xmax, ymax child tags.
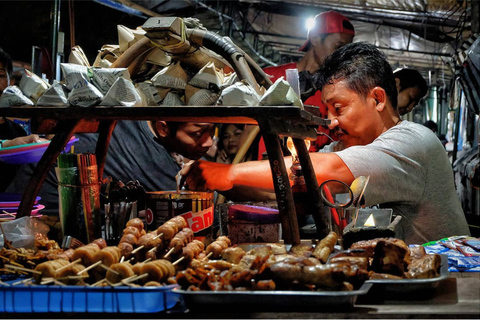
<box><xmin>0</xmin><ymin>283</ymin><xmax>179</xmax><ymax>313</ymax></box>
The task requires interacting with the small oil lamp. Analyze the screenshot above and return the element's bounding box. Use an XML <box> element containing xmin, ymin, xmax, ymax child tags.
<box><xmin>286</xmin><ymin>137</ymin><xmax>311</xmax><ymax>228</ymax></box>
<box><xmin>343</xmin><ymin>208</ymin><xmax>400</xmax><ymax>248</ymax></box>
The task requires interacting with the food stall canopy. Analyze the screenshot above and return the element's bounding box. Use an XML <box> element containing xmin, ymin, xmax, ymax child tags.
<box><xmin>95</xmin><ymin>0</ymin><xmax>478</xmax><ymax>86</ymax></box>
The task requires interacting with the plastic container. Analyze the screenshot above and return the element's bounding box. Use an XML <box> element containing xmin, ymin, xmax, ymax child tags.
<box><xmin>0</xmin><ymin>283</ymin><xmax>180</xmax><ymax>313</ymax></box>
<box><xmin>145</xmin><ymin>191</ymin><xmax>214</xmax><ymax>241</ymax></box>
<box><xmin>0</xmin><ymin>137</ymin><xmax>78</xmax><ymax>164</ymax></box>
<box><xmin>227</xmin><ymin>204</ymin><xmax>281</xmax><ymax>244</ymax></box>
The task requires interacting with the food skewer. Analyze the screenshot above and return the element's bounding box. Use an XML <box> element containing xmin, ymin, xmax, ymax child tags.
<box><xmin>204</xmin><ymin>236</ymin><xmax>232</xmax><ymax>260</ymax></box>
<box><xmin>77</xmin><ymin>260</ymin><xmax>102</xmax><ymax>275</ymax></box>
<box><xmin>172</xmin><ymin>240</ymin><xmax>205</xmax><ymax>266</ymax></box>
<box><xmin>5</xmin><ymin>264</ymin><xmax>42</xmax><ymax>276</ymax></box>
<box><xmin>55</xmin><ymin>258</ymin><xmax>82</xmax><ymax>273</ymax></box>
<box><xmin>163</xmin><ymin>228</ymin><xmax>194</xmax><ymax>259</ymax></box>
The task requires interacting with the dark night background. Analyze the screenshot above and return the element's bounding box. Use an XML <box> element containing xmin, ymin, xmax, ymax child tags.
<box><xmin>0</xmin><ymin>0</ymin><xmax>146</xmax><ymax>68</ymax></box>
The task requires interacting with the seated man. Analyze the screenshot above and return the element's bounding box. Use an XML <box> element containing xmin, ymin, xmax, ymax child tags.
<box><xmin>7</xmin><ymin>120</ymin><xmax>215</xmax><ymax>215</ymax></box>
<box><xmin>180</xmin><ymin>42</ymin><xmax>470</xmax><ymax>244</ymax></box>
<box><xmin>394</xmin><ymin>68</ymin><xmax>428</xmax><ymax>116</ymax></box>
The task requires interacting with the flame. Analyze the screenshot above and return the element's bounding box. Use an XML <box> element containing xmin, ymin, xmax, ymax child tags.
<box><xmin>286</xmin><ymin>137</ymin><xmax>311</xmax><ymax>160</ymax></box>
<box><xmin>364</xmin><ymin>214</ymin><xmax>376</xmax><ymax>227</ymax></box>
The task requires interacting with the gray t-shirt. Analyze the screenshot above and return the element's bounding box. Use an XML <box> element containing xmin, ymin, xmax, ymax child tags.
<box><xmin>335</xmin><ymin>120</ymin><xmax>470</xmax><ymax>244</ymax></box>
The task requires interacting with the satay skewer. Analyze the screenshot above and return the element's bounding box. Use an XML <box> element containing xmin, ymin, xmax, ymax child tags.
<box><xmin>12</xmin><ymin>277</ymin><xmax>34</xmax><ymax>286</ymax></box>
<box><xmin>121</xmin><ymin>273</ymin><xmax>149</xmax><ymax>285</ymax></box>
<box><xmin>55</xmin><ymin>258</ymin><xmax>82</xmax><ymax>273</ymax></box>
<box><xmin>5</xmin><ymin>264</ymin><xmax>42</xmax><ymax>275</ymax></box>
<box><xmin>100</xmin><ymin>264</ymin><xmax>120</xmax><ymax>275</ymax></box>
<box><xmin>172</xmin><ymin>256</ymin><xmax>185</xmax><ymax>266</ymax></box>
<box><xmin>163</xmin><ymin>247</ymin><xmax>175</xmax><ymax>258</ymax></box>
<box><xmin>77</xmin><ymin>260</ymin><xmax>102</xmax><ymax>275</ymax></box>
<box><xmin>203</xmin><ymin>252</ymin><xmax>213</xmax><ymax>260</ymax></box>
<box><xmin>153</xmin><ymin>233</ymin><xmax>163</xmax><ymax>240</ymax></box>
<box><xmin>91</xmin><ymin>278</ymin><xmax>107</xmax><ymax>287</ymax></box>
<box><xmin>130</xmin><ymin>245</ymin><xmax>144</xmax><ymax>255</ymax></box>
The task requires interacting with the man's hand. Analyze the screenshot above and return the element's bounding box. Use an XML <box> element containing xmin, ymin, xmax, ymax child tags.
<box><xmin>179</xmin><ymin>160</ymin><xmax>234</xmax><ymax>191</ymax></box>
<box><xmin>1</xmin><ymin>134</ymin><xmax>48</xmax><ymax>148</ymax></box>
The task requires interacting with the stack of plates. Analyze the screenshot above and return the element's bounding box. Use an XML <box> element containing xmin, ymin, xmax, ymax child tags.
<box><xmin>0</xmin><ymin>136</ymin><xmax>78</xmax><ymax>164</ymax></box>
<box><xmin>0</xmin><ymin>193</ymin><xmax>44</xmax><ymax>220</ymax></box>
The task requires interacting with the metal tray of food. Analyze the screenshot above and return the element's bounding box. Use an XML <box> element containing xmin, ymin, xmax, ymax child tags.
<box><xmin>174</xmin><ymin>282</ymin><xmax>372</xmax><ymax>311</ymax></box>
<box><xmin>0</xmin><ymin>282</ymin><xmax>180</xmax><ymax>313</ymax></box>
<box><xmin>363</xmin><ymin>254</ymin><xmax>449</xmax><ymax>300</ymax></box>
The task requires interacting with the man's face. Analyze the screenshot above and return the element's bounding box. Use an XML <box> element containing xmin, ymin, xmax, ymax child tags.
<box><xmin>0</xmin><ymin>62</ymin><xmax>11</xmax><ymax>96</ymax></box>
<box><xmin>312</xmin><ymin>33</ymin><xmax>354</xmax><ymax>66</ymax></box>
<box><xmin>322</xmin><ymin>80</ymin><xmax>380</xmax><ymax>148</ymax></box>
<box><xmin>397</xmin><ymin>86</ymin><xmax>422</xmax><ymax>116</ymax></box>
<box><xmin>170</xmin><ymin>122</ymin><xmax>215</xmax><ymax>160</ymax></box>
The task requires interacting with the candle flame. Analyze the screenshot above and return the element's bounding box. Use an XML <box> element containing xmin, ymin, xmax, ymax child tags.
<box><xmin>286</xmin><ymin>137</ymin><xmax>311</xmax><ymax>160</ymax></box>
<box><xmin>364</xmin><ymin>214</ymin><xmax>376</xmax><ymax>227</ymax></box>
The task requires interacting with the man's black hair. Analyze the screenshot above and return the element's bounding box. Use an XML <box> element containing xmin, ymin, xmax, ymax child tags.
<box><xmin>0</xmin><ymin>47</ymin><xmax>13</xmax><ymax>75</ymax></box>
<box><xmin>394</xmin><ymin>68</ymin><xmax>428</xmax><ymax>99</ymax></box>
<box><xmin>317</xmin><ymin>42</ymin><xmax>398</xmax><ymax>109</ymax></box>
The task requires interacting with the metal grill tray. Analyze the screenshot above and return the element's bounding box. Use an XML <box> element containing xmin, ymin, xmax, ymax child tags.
<box><xmin>0</xmin><ymin>283</ymin><xmax>180</xmax><ymax>313</ymax></box>
<box><xmin>363</xmin><ymin>254</ymin><xmax>449</xmax><ymax>300</ymax></box>
<box><xmin>174</xmin><ymin>282</ymin><xmax>372</xmax><ymax>311</ymax></box>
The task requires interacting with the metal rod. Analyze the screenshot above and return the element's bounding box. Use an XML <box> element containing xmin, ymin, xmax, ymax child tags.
<box><xmin>260</xmin><ymin>129</ymin><xmax>300</xmax><ymax>245</ymax></box>
<box><xmin>292</xmin><ymin>138</ymin><xmax>330</xmax><ymax>239</ymax></box>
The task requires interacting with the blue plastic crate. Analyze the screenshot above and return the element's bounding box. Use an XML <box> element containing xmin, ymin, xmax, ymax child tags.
<box><xmin>0</xmin><ymin>283</ymin><xmax>179</xmax><ymax>313</ymax></box>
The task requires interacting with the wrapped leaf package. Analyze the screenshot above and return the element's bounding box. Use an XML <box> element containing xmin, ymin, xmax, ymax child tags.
<box><xmin>19</xmin><ymin>69</ymin><xmax>50</xmax><ymax>102</ymax></box>
<box><xmin>151</xmin><ymin>62</ymin><xmax>188</xmax><ymax>90</ymax></box>
<box><xmin>67</xmin><ymin>78</ymin><xmax>104</xmax><ymax>107</ymax></box>
<box><xmin>188</xmin><ymin>61</ymin><xmax>223</xmax><ymax>92</ymax></box>
<box><xmin>36</xmin><ymin>81</ymin><xmax>69</xmax><ymax>107</ymax></box>
<box><xmin>0</xmin><ymin>86</ymin><xmax>34</xmax><ymax>107</ymax></box>
<box><xmin>100</xmin><ymin>77</ymin><xmax>142</xmax><ymax>107</ymax></box>
<box><xmin>162</xmin><ymin>91</ymin><xmax>184</xmax><ymax>106</ymax></box>
<box><xmin>93</xmin><ymin>44</ymin><xmax>121</xmax><ymax>68</ymax></box>
<box><xmin>216</xmin><ymin>80</ymin><xmax>261</xmax><ymax>106</ymax></box>
<box><xmin>91</xmin><ymin>67</ymin><xmax>130</xmax><ymax>95</ymax></box>
<box><xmin>118</xmin><ymin>25</ymin><xmax>137</xmax><ymax>53</ymax></box>
<box><xmin>60</xmin><ymin>63</ymin><xmax>90</xmax><ymax>91</ymax></box>
<box><xmin>68</xmin><ymin>45</ymin><xmax>91</xmax><ymax>67</ymax></box>
<box><xmin>259</xmin><ymin>77</ymin><xmax>303</xmax><ymax>108</ymax></box>
<box><xmin>185</xmin><ymin>85</ymin><xmax>219</xmax><ymax>105</ymax></box>
<box><xmin>137</xmin><ymin>81</ymin><xmax>162</xmax><ymax>106</ymax></box>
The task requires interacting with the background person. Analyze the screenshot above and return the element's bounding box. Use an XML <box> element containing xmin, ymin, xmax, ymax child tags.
<box><xmin>0</xmin><ymin>47</ymin><xmax>31</xmax><ymax>191</ymax></box>
<box><xmin>262</xmin><ymin>10</ymin><xmax>355</xmax><ymax>153</ymax></box>
<box><xmin>7</xmin><ymin>120</ymin><xmax>215</xmax><ymax>215</ymax></box>
<box><xmin>180</xmin><ymin>42</ymin><xmax>470</xmax><ymax>244</ymax></box>
<box><xmin>394</xmin><ymin>68</ymin><xmax>428</xmax><ymax>116</ymax></box>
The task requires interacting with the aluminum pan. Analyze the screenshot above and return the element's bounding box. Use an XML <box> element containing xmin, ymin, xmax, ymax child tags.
<box><xmin>363</xmin><ymin>254</ymin><xmax>449</xmax><ymax>300</ymax></box>
<box><xmin>174</xmin><ymin>282</ymin><xmax>372</xmax><ymax>310</ymax></box>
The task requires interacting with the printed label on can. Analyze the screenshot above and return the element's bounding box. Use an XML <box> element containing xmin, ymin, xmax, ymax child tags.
<box><xmin>179</xmin><ymin>206</ymin><xmax>214</xmax><ymax>233</ymax></box>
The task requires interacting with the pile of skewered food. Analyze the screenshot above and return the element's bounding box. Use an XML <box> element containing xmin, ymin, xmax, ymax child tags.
<box><xmin>0</xmin><ymin>216</ymin><xmax>194</xmax><ymax>287</ymax></box>
<box><xmin>175</xmin><ymin>231</ymin><xmax>369</xmax><ymax>292</ymax></box>
<box><xmin>1</xmin><ymin>216</ymin><xmax>442</xmax><ymax>290</ymax></box>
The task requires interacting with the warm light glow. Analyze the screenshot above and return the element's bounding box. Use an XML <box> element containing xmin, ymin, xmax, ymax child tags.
<box><xmin>287</xmin><ymin>137</ymin><xmax>311</xmax><ymax>161</ymax></box>
<box><xmin>364</xmin><ymin>214</ymin><xmax>376</xmax><ymax>227</ymax></box>
<box><xmin>306</xmin><ymin>17</ymin><xmax>316</xmax><ymax>31</ymax></box>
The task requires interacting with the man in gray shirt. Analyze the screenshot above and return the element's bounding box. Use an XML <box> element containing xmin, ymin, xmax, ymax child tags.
<box><xmin>180</xmin><ymin>42</ymin><xmax>470</xmax><ymax>244</ymax></box>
